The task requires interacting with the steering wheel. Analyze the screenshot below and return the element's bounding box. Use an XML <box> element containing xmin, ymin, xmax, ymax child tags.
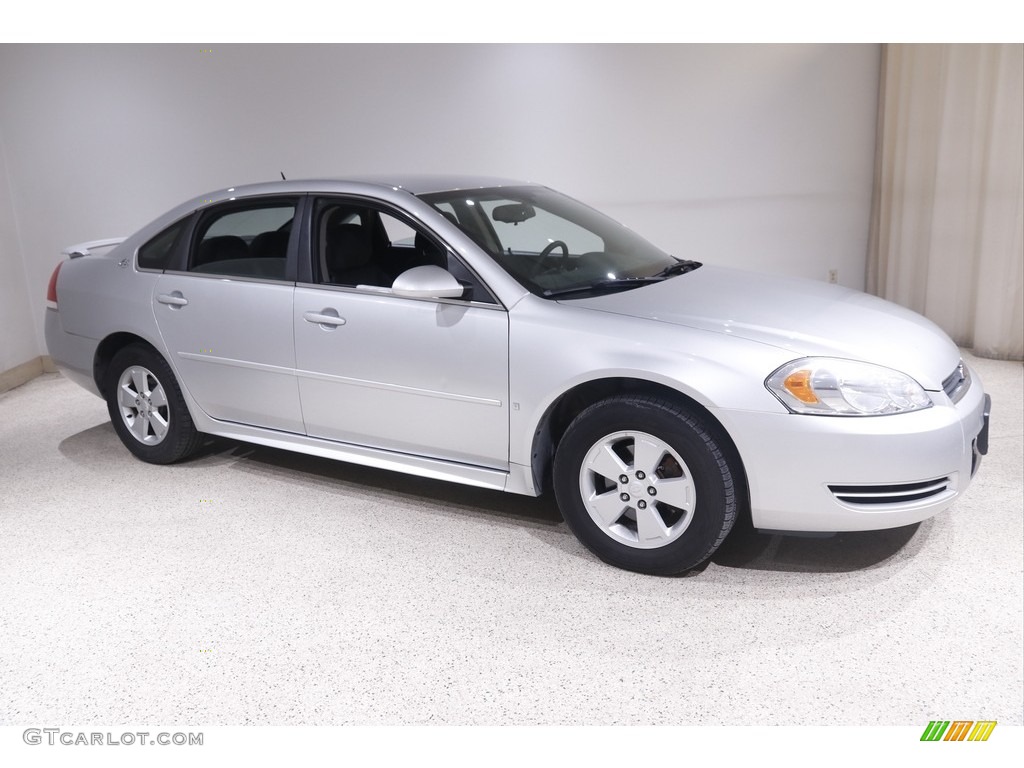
<box><xmin>529</xmin><ymin>240</ymin><xmax>570</xmax><ymax>276</ymax></box>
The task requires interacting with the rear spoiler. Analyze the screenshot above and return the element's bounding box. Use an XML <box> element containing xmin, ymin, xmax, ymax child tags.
<box><xmin>62</xmin><ymin>237</ymin><xmax>126</xmax><ymax>258</ymax></box>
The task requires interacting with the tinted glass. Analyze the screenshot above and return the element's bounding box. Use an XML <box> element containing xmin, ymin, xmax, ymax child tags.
<box><xmin>138</xmin><ymin>219</ymin><xmax>187</xmax><ymax>271</ymax></box>
<box><xmin>314</xmin><ymin>198</ymin><xmax>496</xmax><ymax>303</ymax></box>
<box><xmin>190</xmin><ymin>203</ymin><xmax>295</xmax><ymax>280</ymax></box>
<box><xmin>419</xmin><ymin>186</ymin><xmax>683</xmax><ymax>297</ymax></box>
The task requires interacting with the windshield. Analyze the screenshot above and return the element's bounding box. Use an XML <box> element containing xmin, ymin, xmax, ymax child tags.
<box><xmin>418</xmin><ymin>186</ymin><xmax>694</xmax><ymax>297</ymax></box>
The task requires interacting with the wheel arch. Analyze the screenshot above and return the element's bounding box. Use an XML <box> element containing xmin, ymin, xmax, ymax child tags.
<box><xmin>94</xmin><ymin>332</ymin><xmax>163</xmax><ymax>392</ymax></box>
<box><xmin>530</xmin><ymin>377</ymin><xmax>749</xmax><ymax>507</ymax></box>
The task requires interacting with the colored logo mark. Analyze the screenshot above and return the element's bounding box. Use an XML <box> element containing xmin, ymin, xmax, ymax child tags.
<box><xmin>921</xmin><ymin>720</ymin><xmax>997</xmax><ymax>742</ymax></box>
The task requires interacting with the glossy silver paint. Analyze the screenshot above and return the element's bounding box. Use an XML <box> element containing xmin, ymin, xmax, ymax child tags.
<box><xmin>45</xmin><ymin>176</ymin><xmax>988</xmax><ymax>534</ymax></box>
<box><xmin>292</xmin><ymin>283</ymin><xmax>508</xmax><ymax>467</ymax></box>
<box><xmin>390</xmin><ymin>264</ymin><xmax>465</xmax><ymax>298</ymax></box>
<box><xmin>153</xmin><ymin>276</ymin><xmax>304</xmax><ymax>433</ymax></box>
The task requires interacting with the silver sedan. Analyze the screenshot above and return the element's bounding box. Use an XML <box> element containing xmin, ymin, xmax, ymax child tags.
<box><xmin>44</xmin><ymin>176</ymin><xmax>991</xmax><ymax>574</ymax></box>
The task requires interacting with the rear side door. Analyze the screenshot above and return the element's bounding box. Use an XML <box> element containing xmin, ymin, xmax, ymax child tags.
<box><xmin>152</xmin><ymin>197</ymin><xmax>305</xmax><ymax>433</ymax></box>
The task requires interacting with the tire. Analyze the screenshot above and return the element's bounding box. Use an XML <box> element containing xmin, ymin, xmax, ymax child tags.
<box><xmin>104</xmin><ymin>344</ymin><xmax>202</xmax><ymax>464</ymax></box>
<box><xmin>553</xmin><ymin>395</ymin><xmax>739</xmax><ymax>575</ymax></box>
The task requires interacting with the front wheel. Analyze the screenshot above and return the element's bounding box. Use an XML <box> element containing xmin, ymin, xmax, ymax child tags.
<box><xmin>105</xmin><ymin>344</ymin><xmax>202</xmax><ymax>464</ymax></box>
<box><xmin>553</xmin><ymin>395</ymin><xmax>740</xmax><ymax>575</ymax></box>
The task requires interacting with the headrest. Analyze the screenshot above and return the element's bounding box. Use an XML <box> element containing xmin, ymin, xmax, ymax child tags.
<box><xmin>249</xmin><ymin>230</ymin><xmax>290</xmax><ymax>259</ymax></box>
<box><xmin>196</xmin><ymin>235</ymin><xmax>248</xmax><ymax>266</ymax></box>
<box><xmin>327</xmin><ymin>223</ymin><xmax>372</xmax><ymax>269</ymax></box>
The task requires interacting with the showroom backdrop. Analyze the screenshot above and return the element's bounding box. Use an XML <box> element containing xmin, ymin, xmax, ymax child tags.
<box><xmin>0</xmin><ymin>44</ymin><xmax>882</xmax><ymax>379</ymax></box>
<box><xmin>12</xmin><ymin>41</ymin><xmax>1019</xmax><ymax>378</ymax></box>
<box><xmin>870</xmin><ymin>44</ymin><xmax>1023</xmax><ymax>360</ymax></box>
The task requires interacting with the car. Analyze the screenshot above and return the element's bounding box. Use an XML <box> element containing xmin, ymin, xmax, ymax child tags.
<box><xmin>44</xmin><ymin>176</ymin><xmax>991</xmax><ymax>575</ymax></box>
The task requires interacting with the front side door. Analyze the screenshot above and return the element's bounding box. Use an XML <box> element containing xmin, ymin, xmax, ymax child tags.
<box><xmin>152</xmin><ymin>197</ymin><xmax>305</xmax><ymax>433</ymax></box>
<box><xmin>294</xmin><ymin>198</ymin><xmax>509</xmax><ymax>468</ymax></box>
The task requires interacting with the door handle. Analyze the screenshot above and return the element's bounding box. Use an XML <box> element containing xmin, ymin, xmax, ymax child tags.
<box><xmin>303</xmin><ymin>310</ymin><xmax>346</xmax><ymax>329</ymax></box>
<box><xmin>157</xmin><ymin>292</ymin><xmax>188</xmax><ymax>308</ymax></box>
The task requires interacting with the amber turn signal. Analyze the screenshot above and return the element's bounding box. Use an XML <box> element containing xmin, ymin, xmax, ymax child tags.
<box><xmin>783</xmin><ymin>370</ymin><xmax>820</xmax><ymax>404</ymax></box>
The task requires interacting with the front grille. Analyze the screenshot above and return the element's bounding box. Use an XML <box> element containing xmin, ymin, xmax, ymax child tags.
<box><xmin>942</xmin><ymin>360</ymin><xmax>970</xmax><ymax>403</ymax></box>
<box><xmin>828</xmin><ymin>477</ymin><xmax>954</xmax><ymax>506</ymax></box>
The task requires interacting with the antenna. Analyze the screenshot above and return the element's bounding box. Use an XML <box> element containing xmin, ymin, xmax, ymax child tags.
<box><xmin>280</xmin><ymin>171</ymin><xmax>287</xmax><ymax>181</ymax></box>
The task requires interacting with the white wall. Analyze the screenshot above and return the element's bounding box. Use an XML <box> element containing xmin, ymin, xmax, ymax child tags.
<box><xmin>0</xmin><ymin>44</ymin><xmax>880</xmax><ymax>360</ymax></box>
<box><xmin>0</xmin><ymin>127</ymin><xmax>36</xmax><ymax>373</ymax></box>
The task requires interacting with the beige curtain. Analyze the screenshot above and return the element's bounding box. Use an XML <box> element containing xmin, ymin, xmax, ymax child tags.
<box><xmin>868</xmin><ymin>44</ymin><xmax>1023</xmax><ymax>360</ymax></box>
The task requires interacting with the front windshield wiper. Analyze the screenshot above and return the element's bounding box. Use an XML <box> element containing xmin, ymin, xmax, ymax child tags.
<box><xmin>543</xmin><ymin>277</ymin><xmax>663</xmax><ymax>299</ymax></box>
<box><xmin>651</xmin><ymin>259</ymin><xmax>702</xmax><ymax>278</ymax></box>
<box><xmin>542</xmin><ymin>259</ymin><xmax>703</xmax><ymax>299</ymax></box>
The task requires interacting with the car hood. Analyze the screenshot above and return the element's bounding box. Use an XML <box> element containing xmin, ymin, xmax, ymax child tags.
<box><xmin>563</xmin><ymin>266</ymin><xmax>961</xmax><ymax>390</ymax></box>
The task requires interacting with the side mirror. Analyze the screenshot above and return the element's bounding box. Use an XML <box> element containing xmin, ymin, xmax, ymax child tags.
<box><xmin>390</xmin><ymin>265</ymin><xmax>465</xmax><ymax>299</ymax></box>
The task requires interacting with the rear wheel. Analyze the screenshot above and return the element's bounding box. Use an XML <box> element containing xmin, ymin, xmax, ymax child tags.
<box><xmin>105</xmin><ymin>344</ymin><xmax>202</xmax><ymax>464</ymax></box>
<box><xmin>553</xmin><ymin>395</ymin><xmax>739</xmax><ymax>575</ymax></box>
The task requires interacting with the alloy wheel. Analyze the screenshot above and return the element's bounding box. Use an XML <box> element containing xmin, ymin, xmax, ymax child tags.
<box><xmin>116</xmin><ymin>365</ymin><xmax>170</xmax><ymax>445</ymax></box>
<box><xmin>578</xmin><ymin>430</ymin><xmax>697</xmax><ymax>549</ymax></box>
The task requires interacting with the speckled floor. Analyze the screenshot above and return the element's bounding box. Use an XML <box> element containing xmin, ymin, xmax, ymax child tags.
<box><xmin>0</xmin><ymin>351</ymin><xmax>1020</xmax><ymax>726</ymax></box>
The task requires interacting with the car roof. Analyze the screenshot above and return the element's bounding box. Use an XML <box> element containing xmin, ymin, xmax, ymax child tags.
<box><xmin>345</xmin><ymin>174</ymin><xmax>535</xmax><ymax>195</ymax></box>
<box><xmin>205</xmin><ymin>174</ymin><xmax>536</xmax><ymax>199</ymax></box>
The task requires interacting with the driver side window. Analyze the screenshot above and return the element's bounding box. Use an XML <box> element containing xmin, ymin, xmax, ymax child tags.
<box><xmin>313</xmin><ymin>198</ymin><xmax>497</xmax><ymax>304</ymax></box>
<box><xmin>316</xmin><ymin>202</ymin><xmax>448</xmax><ymax>288</ymax></box>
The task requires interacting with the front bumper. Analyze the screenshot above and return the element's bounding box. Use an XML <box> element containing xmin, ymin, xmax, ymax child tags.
<box><xmin>717</xmin><ymin>366</ymin><xmax>990</xmax><ymax>532</ymax></box>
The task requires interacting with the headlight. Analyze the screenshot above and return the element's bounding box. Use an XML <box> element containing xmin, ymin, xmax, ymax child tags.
<box><xmin>766</xmin><ymin>358</ymin><xmax>933</xmax><ymax>416</ymax></box>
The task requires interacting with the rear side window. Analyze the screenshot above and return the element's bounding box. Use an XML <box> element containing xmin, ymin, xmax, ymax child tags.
<box><xmin>190</xmin><ymin>201</ymin><xmax>296</xmax><ymax>280</ymax></box>
<box><xmin>138</xmin><ymin>219</ymin><xmax>187</xmax><ymax>271</ymax></box>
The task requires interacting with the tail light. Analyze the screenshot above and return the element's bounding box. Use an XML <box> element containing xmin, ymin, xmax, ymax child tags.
<box><xmin>46</xmin><ymin>262</ymin><xmax>63</xmax><ymax>309</ymax></box>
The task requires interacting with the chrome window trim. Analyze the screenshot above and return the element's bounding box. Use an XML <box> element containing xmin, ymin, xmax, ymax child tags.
<box><xmin>295</xmin><ymin>280</ymin><xmax>507</xmax><ymax>311</ymax></box>
<box><xmin>162</xmin><ymin>269</ymin><xmax>295</xmax><ymax>288</ymax></box>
